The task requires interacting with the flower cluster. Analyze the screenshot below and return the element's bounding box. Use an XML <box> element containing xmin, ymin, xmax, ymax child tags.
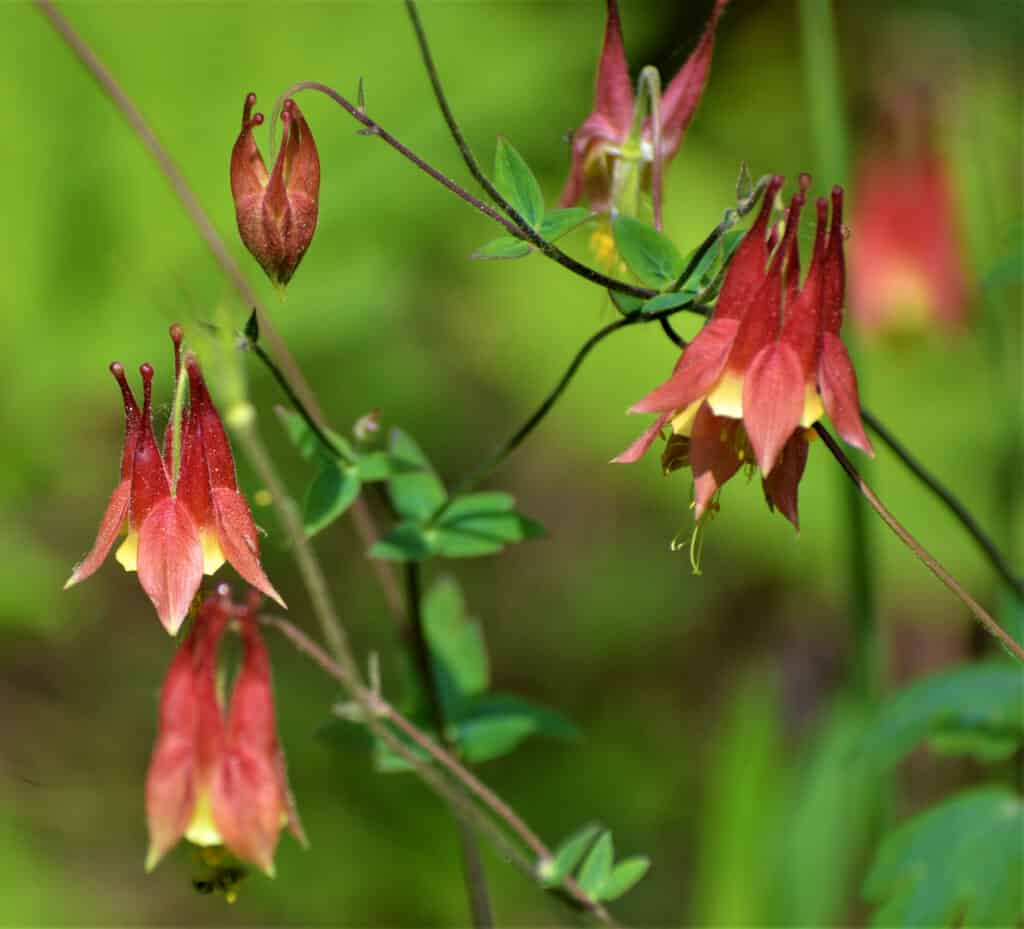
<box><xmin>65</xmin><ymin>326</ymin><xmax>283</xmax><ymax>634</ymax></box>
<box><xmin>560</xmin><ymin>0</ymin><xmax>728</xmax><ymax>220</ymax></box>
<box><xmin>617</xmin><ymin>175</ymin><xmax>873</xmax><ymax>533</ymax></box>
<box><xmin>231</xmin><ymin>93</ymin><xmax>321</xmax><ymax>288</ymax></box>
<box><xmin>146</xmin><ymin>586</ymin><xmax>305</xmax><ymax>876</ymax></box>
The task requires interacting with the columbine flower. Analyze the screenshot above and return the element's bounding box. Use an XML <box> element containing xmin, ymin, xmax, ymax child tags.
<box><xmin>849</xmin><ymin>136</ymin><xmax>969</xmax><ymax>336</ymax></box>
<box><xmin>65</xmin><ymin>327</ymin><xmax>284</xmax><ymax>634</ymax></box>
<box><xmin>559</xmin><ymin>0</ymin><xmax>728</xmax><ymax>219</ymax></box>
<box><xmin>617</xmin><ymin>176</ymin><xmax>873</xmax><ymax>534</ymax></box>
<box><xmin>231</xmin><ymin>93</ymin><xmax>320</xmax><ymax>288</ymax></box>
<box><xmin>145</xmin><ymin>587</ymin><xmax>306</xmax><ymax>876</ymax></box>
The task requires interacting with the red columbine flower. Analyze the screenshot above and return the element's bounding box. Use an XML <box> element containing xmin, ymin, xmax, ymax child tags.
<box><xmin>849</xmin><ymin>140</ymin><xmax>969</xmax><ymax>336</ymax></box>
<box><xmin>231</xmin><ymin>93</ymin><xmax>320</xmax><ymax>288</ymax></box>
<box><xmin>65</xmin><ymin>327</ymin><xmax>284</xmax><ymax>634</ymax></box>
<box><xmin>559</xmin><ymin>0</ymin><xmax>728</xmax><ymax>218</ymax></box>
<box><xmin>145</xmin><ymin>587</ymin><xmax>306</xmax><ymax>876</ymax></box>
<box><xmin>617</xmin><ymin>176</ymin><xmax>873</xmax><ymax>533</ymax></box>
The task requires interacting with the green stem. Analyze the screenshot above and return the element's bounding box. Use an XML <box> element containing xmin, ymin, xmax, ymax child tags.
<box><xmin>405</xmin><ymin>563</ymin><xmax>494</xmax><ymax>928</ymax></box>
<box><xmin>799</xmin><ymin>0</ymin><xmax>880</xmax><ymax>700</ymax></box>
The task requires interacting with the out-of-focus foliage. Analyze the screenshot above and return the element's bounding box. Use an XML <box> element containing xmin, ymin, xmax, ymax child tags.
<box><xmin>0</xmin><ymin>0</ymin><xmax>1020</xmax><ymax>925</ymax></box>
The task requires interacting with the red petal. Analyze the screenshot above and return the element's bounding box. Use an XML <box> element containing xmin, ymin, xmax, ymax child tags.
<box><xmin>230</xmin><ymin>92</ymin><xmax>269</xmax><ymax>203</ymax></box>
<box><xmin>129</xmin><ymin>364</ymin><xmax>172</xmax><ymax>529</ymax></box>
<box><xmin>186</xmin><ymin>357</ymin><xmax>240</xmax><ymax>493</ymax></box>
<box><xmin>137</xmin><ymin>498</ymin><xmax>204</xmax><ymax>635</ymax></box>
<box><xmin>211</xmin><ymin>487</ymin><xmax>285</xmax><ymax>608</ymax></box>
<box><xmin>630</xmin><ymin>318</ymin><xmax>738</xmax><ymax>413</ymax></box>
<box><xmin>144</xmin><ymin>634</ymin><xmax>199</xmax><ymax>870</ymax></box>
<box><xmin>818</xmin><ymin>333</ymin><xmax>874</xmax><ymax>455</ymax></box>
<box><xmin>557</xmin><ymin>114</ymin><xmax>620</xmax><ymax>209</ymax></box>
<box><xmin>65</xmin><ymin>480</ymin><xmax>130</xmax><ymax>588</ymax></box>
<box><xmin>742</xmin><ymin>342</ymin><xmax>804</xmax><ymax>474</ymax></box>
<box><xmin>690</xmin><ymin>403</ymin><xmax>742</xmax><ymax>517</ymax></box>
<box><xmin>593</xmin><ymin>0</ymin><xmax>634</xmax><ymax>140</ymax></box>
<box><xmin>763</xmin><ymin>432</ymin><xmax>809</xmax><ymax>531</ymax></box>
<box><xmin>612</xmin><ymin>412</ymin><xmax>670</xmax><ymax>463</ymax></box>
<box><xmin>650</xmin><ymin>0</ymin><xmax>727</xmax><ymax>160</ymax></box>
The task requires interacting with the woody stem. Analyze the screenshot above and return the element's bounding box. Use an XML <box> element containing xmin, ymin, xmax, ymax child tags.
<box><xmin>861</xmin><ymin>409</ymin><xmax>1024</xmax><ymax>599</ymax></box>
<box><xmin>814</xmin><ymin>424</ymin><xmax>1024</xmax><ymax>662</ymax></box>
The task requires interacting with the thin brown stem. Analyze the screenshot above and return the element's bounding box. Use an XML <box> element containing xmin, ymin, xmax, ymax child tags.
<box><xmin>35</xmin><ymin>0</ymin><xmax>407</xmax><ymax>630</ymax></box>
<box><xmin>402</xmin><ymin>0</ymin><xmax>656</xmax><ymax>300</ymax></box>
<box><xmin>262</xmin><ymin>613</ymin><xmax>621</xmax><ymax>926</ymax></box>
<box><xmin>861</xmin><ymin>408</ymin><xmax>1023</xmax><ymax>599</ymax></box>
<box><xmin>814</xmin><ymin>423</ymin><xmax>1024</xmax><ymax>662</ymax></box>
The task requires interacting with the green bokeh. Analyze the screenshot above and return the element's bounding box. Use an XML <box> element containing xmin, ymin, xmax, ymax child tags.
<box><xmin>0</xmin><ymin>0</ymin><xmax>1020</xmax><ymax>925</ymax></box>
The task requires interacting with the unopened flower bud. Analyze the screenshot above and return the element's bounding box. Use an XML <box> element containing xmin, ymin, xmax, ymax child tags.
<box><xmin>231</xmin><ymin>93</ymin><xmax>320</xmax><ymax>288</ymax></box>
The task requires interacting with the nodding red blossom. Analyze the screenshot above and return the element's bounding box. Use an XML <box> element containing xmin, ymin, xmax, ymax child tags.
<box><xmin>145</xmin><ymin>587</ymin><xmax>306</xmax><ymax>876</ymax></box>
<box><xmin>617</xmin><ymin>176</ymin><xmax>873</xmax><ymax>533</ymax></box>
<box><xmin>559</xmin><ymin>0</ymin><xmax>728</xmax><ymax>219</ymax></box>
<box><xmin>231</xmin><ymin>93</ymin><xmax>320</xmax><ymax>288</ymax></box>
<box><xmin>65</xmin><ymin>326</ymin><xmax>284</xmax><ymax>634</ymax></box>
<box><xmin>849</xmin><ymin>142</ymin><xmax>969</xmax><ymax>336</ymax></box>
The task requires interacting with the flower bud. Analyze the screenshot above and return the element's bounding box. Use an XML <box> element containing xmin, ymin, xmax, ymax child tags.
<box><xmin>231</xmin><ymin>93</ymin><xmax>320</xmax><ymax>288</ymax></box>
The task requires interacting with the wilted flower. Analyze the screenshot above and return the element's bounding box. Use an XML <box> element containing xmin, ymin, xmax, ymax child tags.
<box><xmin>617</xmin><ymin>176</ymin><xmax>873</xmax><ymax>535</ymax></box>
<box><xmin>145</xmin><ymin>587</ymin><xmax>306</xmax><ymax>876</ymax></box>
<box><xmin>849</xmin><ymin>136</ymin><xmax>969</xmax><ymax>336</ymax></box>
<box><xmin>65</xmin><ymin>326</ymin><xmax>284</xmax><ymax>634</ymax></box>
<box><xmin>559</xmin><ymin>0</ymin><xmax>728</xmax><ymax>219</ymax></box>
<box><xmin>231</xmin><ymin>93</ymin><xmax>320</xmax><ymax>288</ymax></box>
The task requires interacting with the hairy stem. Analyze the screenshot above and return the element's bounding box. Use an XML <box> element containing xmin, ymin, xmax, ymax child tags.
<box><xmin>405</xmin><ymin>563</ymin><xmax>494</xmax><ymax>928</ymax></box>
<box><xmin>263</xmin><ymin>612</ymin><xmax>620</xmax><ymax>926</ymax></box>
<box><xmin>862</xmin><ymin>408</ymin><xmax>1023</xmax><ymax>599</ymax></box>
<box><xmin>815</xmin><ymin>424</ymin><xmax>1024</xmax><ymax>662</ymax></box>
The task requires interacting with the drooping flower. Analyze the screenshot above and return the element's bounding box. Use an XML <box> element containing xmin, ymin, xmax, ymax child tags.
<box><xmin>145</xmin><ymin>586</ymin><xmax>306</xmax><ymax>876</ymax></box>
<box><xmin>617</xmin><ymin>177</ymin><xmax>873</xmax><ymax>534</ymax></box>
<box><xmin>65</xmin><ymin>327</ymin><xmax>284</xmax><ymax>634</ymax></box>
<box><xmin>849</xmin><ymin>137</ymin><xmax>969</xmax><ymax>336</ymax></box>
<box><xmin>231</xmin><ymin>93</ymin><xmax>321</xmax><ymax>288</ymax></box>
<box><xmin>559</xmin><ymin>0</ymin><xmax>728</xmax><ymax>220</ymax></box>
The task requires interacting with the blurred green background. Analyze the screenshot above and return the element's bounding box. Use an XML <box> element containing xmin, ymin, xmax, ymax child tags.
<box><xmin>1</xmin><ymin>0</ymin><xmax>1020</xmax><ymax>925</ymax></box>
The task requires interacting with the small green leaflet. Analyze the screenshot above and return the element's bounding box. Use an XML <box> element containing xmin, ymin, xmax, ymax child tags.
<box><xmin>493</xmin><ymin>136</ymin><xmax>545</xmax><ymax>228</ymax></box>
<box><xmin>640</xmin><ymin>291</ymin><xmax>692</xmax><ymax>315</ymax></box>
<box><xmin>453</xmin><ymin>694</ymin><xmax>578</xmax><ymax>764</ymax></box>
<box><xmin>385</xmin><ymin>428</ymin><xmax>447</xmax><ymax>522</ymax></box>
<box><xmin>859</xmin><ymin>660</ymin><xmax>1024</xmax><ymax>768</ymax></box>
<box><xmin>612</xmin><ymin>215</ymin><xmax>684</xmax><ymax>289</ymax></box>
<box><xmin>542</xmin><ymin>827</ymin><xmax>651</xmax><ymax>902</ymax></box>
<box><xmin>304</xmin><ymin>462</ymin><xmax>361</xmax><ymax>536</ymax></box>
<box><xmin>424</xmin><ymin>575</ymin><xmax>489</xmax><ymax>716</ymax></box>
<box><xmin>276</xmin><ymin>406</ymin><xmax>353</xmax><ymax>463</ymax></box>
<box><xmin>371</xmin><ymin>490</ymin><xmax>545</xmax><ymax>562</ymax></box>
<box><xmin>864</xmin><ymin>787</ymin><xmax>1023</xmax><ymax>928</ymax></box>
<box><xmin>472</xmin><ymin>208</ymin><xmax>591</xmax><ymax>261</ymax></box>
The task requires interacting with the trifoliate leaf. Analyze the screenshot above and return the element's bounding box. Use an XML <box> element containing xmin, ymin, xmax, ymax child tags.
<box><xmin>539</xmin><ymin>207</ymin><xmax>591</xmax><ymax>241</ymax></box>
<box><xmin>303</xmin><ymin>462</ymin><xmax>361</xmax><ymax>536</ymax></box>
<box><xmin>471</xmin><ymin>236</ymin><xmax>532</xmax><ymax>261</ymax></box>
<box><xmin>424</xmin><ymin>576</ymin><xmax>489</xmax><ymax>713</ymax></box>
<box><xmin>386</xmin><ymin>429</ymin><xmax>447</xmax><ymax>521</ymax></box>
<box><xmin>611</xmin><ymin>216</ymin><xmax>684</xmax><ymax>288</ymax></box>
<box><xmin>493</xmin><ymin>136</ymin><xmax>545</xmax><ymax>228</ymax></box>
<box><xmin>541</xmin><ymin>823</ymin><xmax>603</xmax><ymax>888</ymax></box>
<box><xmin>453</xmin><ymin>694</ymin><xmax>578</xmax><ymax>764</ymax></box>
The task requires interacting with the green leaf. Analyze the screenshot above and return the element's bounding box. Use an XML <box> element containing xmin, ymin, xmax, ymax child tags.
<box><xmin>424</xmin><ymin>576</ymin><xmax>489</xmax><ymax>711</ymax></box>
<box><xmin>864</xmin><ymin>787</ymin><xmax>1023</xmax><ymax>928</ymax></box>
<box><xmin>493</xmin><ymin>136</ymin><xmax>545</xmax><ymax>228</ymax></box>
<box><xmin>277</xmin><ymin>407</ymin><xmax>353</xmax><ymax>463</ymax></box>
<box><xmin>601</xmin><ymin>856</ymin><xmax>651</xmax><ymax>902</ymax></box>
<box><xmin>609</xmin><ymin>290</ymin><xmax>646</xmax><ymax>316</ymax></box>
<box><xmin>386</xmin><ymin>429</ymin><xmax>447</xmax><ymax>521</ymax></box>
<box><xmin>454</xmin><ymin>693</ymin><xmax>578</xmax><ymax>764</ymax></box>
<box><xmin>370</xmin><ymin>522</ymin><xmax>433</xmax><ymax>562</ymax></box>
<box><xmin>641</xmin><ymin>292</ymin><xmax>692</xmax><ymax>314</ymax></box>
<box><xmin>577</xmin><ymin>831</ymin><xmax>614</xmax><ymax>898</ymax></box>
<box><xmin>538</xmin><ymin>207</ymin><xmax>591</xmax><ymax>241</ymax></box>
<box><xmin>471</xmin><ymin>236</ymin><xmax>532</xmax><ymax>261</ymax></box>
<box><xmin>612</xmin><ymin>215</ymin><xmax>684</xmax><ymax>288</ymax></box>
<box><xmin>354</xmin><ymin>450</ymin><xmax>420</xmax><ymax>482</ymax></box>
<box><xmin>541</xmin><ymin>824</ymin><xmax>603</xmax><ymax>888</ymax></box>
<box><xmin>433</xmin><ymin>491</ymin><xmax>545</xmax><ymax>558</ymax></box>
<box><xmin>303</xmin><ymin>462</ymin><xmax>361</xmax><ymax>536</ymax></box>
<box><xmin>860</xmin><ymin>660</ymin><xmax>1024</xmax><ymax>769</ymax></box>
